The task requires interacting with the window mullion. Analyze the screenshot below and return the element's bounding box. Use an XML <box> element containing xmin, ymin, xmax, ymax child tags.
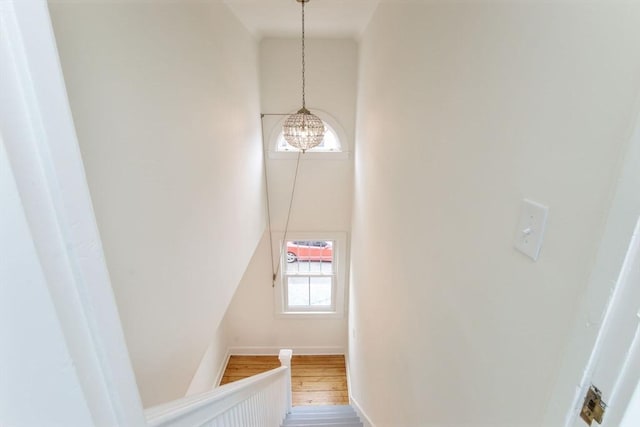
<box><xmin>281</xmin><ymin>237</ymin><xmax>340</xmax><ymax>314</ymax></box>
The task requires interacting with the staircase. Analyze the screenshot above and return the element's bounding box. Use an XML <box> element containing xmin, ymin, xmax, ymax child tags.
<box><xmin>281</xmin><ymin>405</ymin><xmax>363</xmax><ymax>427</ymax></box>
<box><xmin>145</xmin><ymin>350</ymin><xmax>363</xmax><ymax>427</ymax></box>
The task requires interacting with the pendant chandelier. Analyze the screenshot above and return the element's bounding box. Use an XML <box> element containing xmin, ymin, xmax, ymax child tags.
<box><xmin>282</xmin><ymin>0</ymin><xmax>325</xmax><ymax>152</ymax></box>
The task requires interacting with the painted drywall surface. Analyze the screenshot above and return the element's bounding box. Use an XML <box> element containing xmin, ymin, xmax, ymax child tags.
<box><xmin>49</xmin><ymin>2</ymin><xmax>264</xmax><ymax>407</ymax></box>
<box><xmin>0</xmin><ymin>140</ymin><xmax>94</xmax><ymax>427</ymax></box>
<box><xmin>186</xmin><ymin>324</ymin><xmax>228</xmax><ymax>395</ymax></box>
<box><xmin>260</xmin><ymin>38</ymin><xmax>356</xmax><ymax>232</ymax></box>
<box><xmin>222</xmin><ymin>38</ymin><xmax>356</xmax><ymax>353</ymax></box>
<box><xmin>2</xmin><ymin>2</ymin><xmax>146</xmax><ymax>423</ymax></box>
<box><xmin>349</xmin><ymin>3</ymin><xmax>640</xmax><ymax>426</ymax></box>
<box><xmin>260</xmin><ymin>38</ymin><xmax>357</xmax><ymax>149</ymax></box>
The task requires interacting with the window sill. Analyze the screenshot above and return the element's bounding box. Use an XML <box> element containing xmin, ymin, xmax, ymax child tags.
<box><xmin>276</xmin><ymin>310</ymin><xmax>344</xmax><ymax>319</ymax></box>
<box><xmin>268</xmin><ymin>151</ymin><xmax>351</xmax><ymax>160</ymax></box>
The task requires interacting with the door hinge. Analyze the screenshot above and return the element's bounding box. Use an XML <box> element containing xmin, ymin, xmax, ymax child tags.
<box><xmin>580</xmin><ymin>385</ymin><xmax>607</xmax><ymax>426</ymax></box>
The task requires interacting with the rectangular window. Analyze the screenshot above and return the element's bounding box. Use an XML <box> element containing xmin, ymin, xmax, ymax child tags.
<box><xmin>284</xmin><ymin>240</ymin><xmax>335</xmax><ymax>311</ymax></box>
<box><xmin>275</xmin><ymin>233</ymin><xmax>346</xmax><ymax>317</ymax></box>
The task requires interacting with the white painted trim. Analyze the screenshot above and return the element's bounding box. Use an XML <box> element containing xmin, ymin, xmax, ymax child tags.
<box><xmin>350</xmin><ymin>395</ymin><xmax>375</xmax><ymax>427</ymax></box>
<box><xmin>344</xmin><ymin>351</ymin><xmax>353</xmax><ymax>406</ymax></box>
<box><xmin>278</xmin><ymin>349</ymin><xmax>293</xmax><ymax>413</ymax></box>
<box><xmin>145</xmin><ymin>366</ymin><xmax>290</xmax><ymax>427</ymax></box>
<box><xmin>272</xmin><ymin>231</ymin><xmax>348</xmax><ymax>318</ymax></box>
<box><xmin>208</xmin><ymin>346</ymin><xmax>343</xmax><ymax>388</ymax></box>
<box><xmin>543</xmin><ymin>88</ymin><xmax>640</xmax><ymax>426</ymax></box>
<box><xmin>228</xmin><ymin>346</ymin><xmax>346</xmax><ymax>356</ymax></box>
<box><xmin>609</xmin><ymin>260</ymin><xmax>640</xmax><ymax>426</ymax></box>
<box><xmin>186</xmin><ymin>339</ymin><xmax>233</xmax><ymax>395</ymax></box>
<box><xmin>270</xmin><ymin>150</ymin><xmax>352</xmax><ymax>160</ymax></box>
<box><xmin>214</xmin><ymin>350</ymin><xmax>232</xmax><ymax>387</ymax></box>
<box><xmin>345</xmin><ymin>352</ymin><xmax>373</xmax><ymax>426</ymax></box>
<box><xmin>266</xmin><ymin>110</ymin><xmax>352</xmax><ymax>160</ymax></box>
<box><xmin>0</xmin><ymin>1</ymin><xmax>145</xmax><ymax>425</ymax></box>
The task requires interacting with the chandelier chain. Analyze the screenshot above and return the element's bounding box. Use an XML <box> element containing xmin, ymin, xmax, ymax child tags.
<box><xmin>282</xmin><ymin>0</ymin><xmax>325</xmax><ymax>152</ymax></box>
<box><xmin>273</xmin><ymin>150</ymin><xmax>302</xmax><ymax>283</ymax></box>
<box><xmin>301</xmin><ymin>0</ymin><xmax>306</xmax><ymax>109</ymax></box>
<box><xmin>259</xmin><ymin>115</ymin><xmax>276</xmax><ymax>285</ymax></box>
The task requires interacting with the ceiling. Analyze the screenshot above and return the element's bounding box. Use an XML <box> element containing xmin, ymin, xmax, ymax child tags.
<box><xmin>223</xmin><ymin>0</ymin><xmax>381</xmax><ymax>39</ymax></box>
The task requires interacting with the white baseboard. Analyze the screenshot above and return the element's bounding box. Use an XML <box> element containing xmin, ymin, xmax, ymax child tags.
<box><xmin>213</xmin><ymin>349</ymin><xmax>231</xmax><ymax>387</ymax></box>
<box><xmin>350</xmin><ymin>395</ymin><xmax>374</xmax><ymax>427</ymax></box>
<box><xmin>200</xmin><ymin>345</ymin><xmax>346</xmax><ymax>391</ymax></box>
<box><xmin>227</xmin><ymin>346</ymin><xmax>346</xmax><ymax>355</ymax></box>
<box><xmin>345</xmin><ymin>352</ymin><xmax>352</xmax><ymax>403</ymax></box>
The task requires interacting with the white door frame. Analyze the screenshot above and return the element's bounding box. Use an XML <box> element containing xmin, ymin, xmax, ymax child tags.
<box><xmin>607</xmin><ymin>220</ymin><xmax>640</xmax><ymax>426</ymax></box>
<box><xmin>542</xmin><ymin>91</ymin><xmax>640</xmax><ymax>425</ymax></box>
<box><xmin>567</xmin><ymin>215</ymin><xmax>640</xmax><ymax>427</ymax></box>
<box><xmin>0</xmin><ymin>0</ymin><xmax>146</xmax><ymax>425</ymax></box>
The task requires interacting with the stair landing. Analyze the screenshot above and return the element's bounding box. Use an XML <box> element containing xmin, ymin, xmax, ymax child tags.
<box><xmin>220</xmin><ymin>355</ymin><xmax>348</xmax><ymax>406</ymax></box>
<box><xmin>282</xmin><ymin>405</ymin><xmax>363</xmax><ymax>427</ymax></box>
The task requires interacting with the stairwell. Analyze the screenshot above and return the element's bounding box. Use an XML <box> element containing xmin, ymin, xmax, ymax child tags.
<box><xmin>281</xmin><ymin>405</ymin><xmax>363</xmax><ymax>427</ymax></box>
<box><xmin>144</xmin><ymin>350</ymin><xmax>365</xmax><ymax>426</ymax></box>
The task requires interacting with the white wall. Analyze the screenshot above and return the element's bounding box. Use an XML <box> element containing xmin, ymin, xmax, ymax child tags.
<box><xmin>222</xmin><ymin>38</ymin><xmax>357</xmax><ymax>354</ymax></box>
<box><xmin>224</xmin><ymin>232</ymin><xmax>348</xmax><ymax>353</ymax></box>
<box><xmin>185</xmin><ymin>324</ymin><xmax>228</xmax><ymax>396</ymax></box>
<box><xmin>349</xmin><ymin>2</ymin><xmax>640</xmax><ymax>426</ymax></box>
<box><xmin>260</xmin><ymin>38</ymin><xmax>356</xmax><ymax>232</ymax></box>
<box><xmin>1</xmin><ymin>1</ymin><xmax>146</xmax><ymax>424</ymax></box>
<box><xmin>49</xmin><ymin>1</ymin><xmax>264</xmax><ymax>407</ymax></box>
<box><xmin>1</xmin><ymin>134</ymin><xmax>95</xmax><ymax>427</ymax></box>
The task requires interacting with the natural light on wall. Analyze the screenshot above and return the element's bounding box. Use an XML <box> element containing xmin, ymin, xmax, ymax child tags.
<box><xmin>276</xmin><ymin>122</ymin><xmax>341</xmax><ymax>152</ymax></box>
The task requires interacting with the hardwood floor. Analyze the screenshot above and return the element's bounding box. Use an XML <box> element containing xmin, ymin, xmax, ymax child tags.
<box><xmin>220</xmin><ymin>355</ymin><xmax>348</xmax><ymax>406</ymax></box>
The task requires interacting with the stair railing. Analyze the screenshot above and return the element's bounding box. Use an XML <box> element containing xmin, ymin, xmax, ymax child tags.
<box><xmin>145</xmin><ymin>349</ymin><xmax>293</xmax><ymax>427</ymax></box>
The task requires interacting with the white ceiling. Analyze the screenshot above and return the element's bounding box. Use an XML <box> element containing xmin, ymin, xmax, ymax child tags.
<box><xmin>223</xmin><ymin>0</ymin><xmax>381</xmax><ymax>39</ymax></box>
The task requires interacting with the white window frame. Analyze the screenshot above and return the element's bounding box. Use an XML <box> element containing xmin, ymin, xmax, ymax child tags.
<box><xmin>268</xmin><ymin>111</ymin><xmax>350</xmax><ymax>160</ymax></box>
<box><xmin>276</xmin><ymin>122</ymin><xmax>342</xmax><ymax>153</ymax></box>
<box><xmin>274</xmin><ymin>231</ymin><xmax>347</xmax><ymax>318</ymax></box>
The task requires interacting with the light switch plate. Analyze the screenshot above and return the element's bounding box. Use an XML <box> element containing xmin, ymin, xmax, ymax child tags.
<box><xmin>515</xmin><ymin>199</ymin><xmax>549</xmax><ymax>261</ymax></box>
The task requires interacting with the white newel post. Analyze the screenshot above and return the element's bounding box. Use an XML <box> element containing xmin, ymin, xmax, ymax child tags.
<box><xmin>279</xmin><ymin>349</ymin><xmax>293</xmax><ymax>414</ymax></box>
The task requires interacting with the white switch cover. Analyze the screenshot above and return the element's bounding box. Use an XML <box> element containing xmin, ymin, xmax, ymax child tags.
<box><xmin>515</xmin><ymin>199</ymin><xmax>549</xmax><ymax>261</ymax></box>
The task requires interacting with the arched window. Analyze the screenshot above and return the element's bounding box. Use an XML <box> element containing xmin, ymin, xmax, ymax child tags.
<box><xmin>276</xmin><ymin>121</ymin><xmax>342</xmax><ymax>153</ymax></box>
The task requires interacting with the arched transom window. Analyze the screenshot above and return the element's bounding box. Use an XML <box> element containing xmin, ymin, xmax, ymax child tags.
<box><xmin>276</xmin><ymin>121</ymin><xmax>342</xmax><ymax>153</ymax></box>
